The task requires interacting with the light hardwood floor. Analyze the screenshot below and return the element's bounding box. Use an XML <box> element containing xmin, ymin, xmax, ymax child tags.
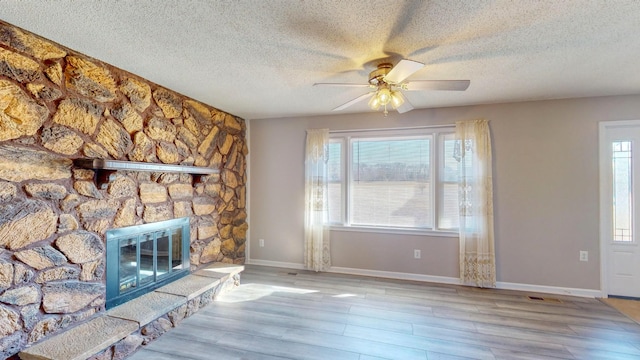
<box><xmin>128</xmin><ymin>265</ymin><xmax>640</xmax><ymax>360</ymax></box>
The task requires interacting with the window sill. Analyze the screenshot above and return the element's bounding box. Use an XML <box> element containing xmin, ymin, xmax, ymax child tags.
<box><xmin>611</xmin><ymin>241</ymin><xmax>638</xmax><ymax>246</ymax></box>
<box><xmin>328</xmin><ymin>225</ymin><xmax>459</xmax><ymax>238</ymax></box>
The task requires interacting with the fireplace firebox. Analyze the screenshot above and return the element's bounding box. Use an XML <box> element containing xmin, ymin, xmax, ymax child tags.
<box><xmin>106</xmin><ymin>217</ymin><xmax>191</xmax><ymax>309</ymax></box>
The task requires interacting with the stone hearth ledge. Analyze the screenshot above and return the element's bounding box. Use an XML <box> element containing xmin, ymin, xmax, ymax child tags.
<box><xmin>19</xmin><ymin>263</ymin><xmax>244</xmax><ymax>360</ymax></box>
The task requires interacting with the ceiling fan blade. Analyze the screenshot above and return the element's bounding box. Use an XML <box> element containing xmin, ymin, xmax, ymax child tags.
<box><xmin>384</xmin><ymin>59</ymin><xmax>425</xmax><ymax>84</ymax></box>
<box><xmin>333</xmin><ymin>92</ymin><xmax>373</xmax><ymax>111</ymax></box>
<box><xmin>314</xmin><ymin>83</ymin><xmax>369</xmax><ymax>88</ymax></box>
<box><xmin>396</xmin><ymin>98</ymin><xmax>414</xmax><ymax>114</ymax></box>
<box><xmin>403</xmin><ymin>80</ymin><xmax>470</xmax><ymax>91</ymax></box>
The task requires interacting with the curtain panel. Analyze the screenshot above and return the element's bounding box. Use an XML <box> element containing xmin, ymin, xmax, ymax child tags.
<box><xmin>304</xmin><ymin>129</ymin><xmax>331</xmax><ymax>271</ymax></box>
<box><xmin>456</xmin><ymin>119</ymin><xmax>496</xmax><ymax>287</ymax></box>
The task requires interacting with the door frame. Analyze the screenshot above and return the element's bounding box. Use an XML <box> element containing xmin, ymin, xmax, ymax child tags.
<box><xmin>599</xmin><ymin>119</ymin><xmax>640</xmax><ymax>298</ymax></box>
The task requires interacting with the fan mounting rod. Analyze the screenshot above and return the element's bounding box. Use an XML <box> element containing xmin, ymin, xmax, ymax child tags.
<box><xmin>368</xmin><ymin>63</ymin><xmax>393</xmax><ymax>86</ymax></box>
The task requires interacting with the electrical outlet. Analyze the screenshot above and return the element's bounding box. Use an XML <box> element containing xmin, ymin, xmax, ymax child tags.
<box><xmin>414</xmin><ymin>249</ymin><xmax>421</xmax><ymax>259</ymax></box>
<box><xmin>259</xmin><ymin>239</ymin><xmax>264</xmax><ymax>247</ymax></box>
<box><xmin>579</xmin><ymin>251</ymin><xmax>588</xmax><ymax>262</ymax></box>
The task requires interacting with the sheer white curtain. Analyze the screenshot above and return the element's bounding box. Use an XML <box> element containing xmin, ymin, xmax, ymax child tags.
<box><xmin>456</xmin><ymin>119</ymin><xmax>495</xmax><ymax>287</ymax></box>
<box><xmin>304</xmin><ymin>129</ymin><xmax>331</xmax><ymax>271</ymax></box>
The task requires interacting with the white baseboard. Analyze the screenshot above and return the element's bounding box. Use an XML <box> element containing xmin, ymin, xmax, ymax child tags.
<box><xmin>245</xmin><ymin>259</ymin><xmax>306</xmax><ymax>270</ymax></box>
<box><xmin>244</xmin><ymin>260</ymin><xmax>602</xmax><ymax>298</ymax></box>
<box><xmin>495</xmin><ymin>281</ymin><xmax>603</xmax><ymax>298</ymax></box>
<box><xmin>328</xmin><ymin>266</ymin><xmax>463</xmax><ymax>285</ymax></box>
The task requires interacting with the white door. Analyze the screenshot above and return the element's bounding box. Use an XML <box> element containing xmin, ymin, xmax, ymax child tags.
<box><xmin>601</xmin><ymin>122</ymin><xmax>640</xmax><ymax>297</ymax></box>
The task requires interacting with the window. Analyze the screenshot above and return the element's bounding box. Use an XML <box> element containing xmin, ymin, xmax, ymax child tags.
<box><xmin>328</xmin><ymin>127</ymin><xmax>459</xmax><ymax>233</ymax></box>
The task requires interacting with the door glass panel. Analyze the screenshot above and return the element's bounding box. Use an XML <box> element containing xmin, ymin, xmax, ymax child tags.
<box><xmin>139</xmin><ymin>233</ymin><xmax>155</xmax><ymax>285</ymax></box>
<box><xmin>157</xmin><ymin>231</ymin><xmax>170</xmax><ymax>278</ymax></box>
<box><xmin>612</xmin><ymin>140</ymin><xmax>633</xmax><ymax>242</ymax></box>
<box><xmin>171</xmin><ymin>228</ymin><xmax>184</xmax><ymax>270</ymax></box>
<box><xmin>119</xmin><ymin>237</ymin><xmax>138</xmax><ymax>294</ymax></box>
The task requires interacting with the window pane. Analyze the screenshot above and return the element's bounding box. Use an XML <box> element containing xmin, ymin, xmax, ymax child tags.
<box><xmin>350</xmin><ymin>137</ymin><xmax>431</xmax><ymax>228</ymax></box>
<box><xmin>328</xmin><ymin>140</ymin><xmax>343</xmax><ymax>224</ymax></box>
<box><xmin>139</xmin><ymin>233</ymin><xmax>154</xmax><ymax>285</ymax></box>
<box><xmin>119</xmin><ymin>237</ymin><xmax>137</xmax><ymax>294</ymax></box>
<box><xmin>171</xmin><ymin>228</ymin><xmax>184</xmax><ymax>270</ymax></box>
<box><xmin>440</xmin><ymin>134</ymin><xmax>460</xmax><ymax>230</ymax></box>
<box><xmin>613</xmin><ymin>140</ymin><xmax>633</xmax><ymax>242</ymax></box>
<box><xmin>156</xmin><ymin>231</ymin><xmax>170</xmax><ymax>278</ymax></box>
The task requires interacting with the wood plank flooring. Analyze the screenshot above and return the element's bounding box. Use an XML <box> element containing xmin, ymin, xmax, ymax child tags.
<box><xmin>127</xmin><ymin>265</ymin><xmax>640</xmax><ymax>359</ymax></box>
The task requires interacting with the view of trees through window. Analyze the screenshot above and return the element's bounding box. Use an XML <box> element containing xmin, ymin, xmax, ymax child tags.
<box><xmin>328</xmin><ymin>130</ymin><xmax>460</xmax><ymax>231</ymax></box>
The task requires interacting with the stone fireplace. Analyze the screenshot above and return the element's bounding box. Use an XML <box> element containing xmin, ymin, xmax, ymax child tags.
<box><xmin>0</xmin><ymin>20</ymin><xmax>248</xmax><ymax>359</ymax></box>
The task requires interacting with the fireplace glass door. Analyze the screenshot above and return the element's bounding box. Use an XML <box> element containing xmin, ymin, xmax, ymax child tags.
<box><xmin>118</xmin><ymin>238</ymin><xmax>138</xmax><ymax>293</ymax></box>
<box><xmin>107</xmin><ymin>217</ymin><xmax>190</xmax><ymax>309</ymax></box>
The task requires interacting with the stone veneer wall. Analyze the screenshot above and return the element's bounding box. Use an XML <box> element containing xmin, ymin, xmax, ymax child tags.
<box><xmin>0</xmin><ymin>21</ymin><xmax>247</xmax><ymax>358</ymax></box>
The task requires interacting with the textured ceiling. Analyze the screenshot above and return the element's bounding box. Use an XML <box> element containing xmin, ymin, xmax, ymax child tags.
<box><xmin>2</xmin><ymin>1</ymin><xmax>640</xmax><ymax>120</ymax></box>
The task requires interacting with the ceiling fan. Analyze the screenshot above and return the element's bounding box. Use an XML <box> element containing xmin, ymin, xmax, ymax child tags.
<box><xmin>314</xmin><ymin>59</ymin><xmax>470</xmax><ymax>116</ymax></box>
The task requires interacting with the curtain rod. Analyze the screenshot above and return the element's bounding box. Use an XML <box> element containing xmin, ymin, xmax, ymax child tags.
<box><xmin>329</xmin><ymin>124</ymin><xmax>454</xmax><ymax>134</ymax></box>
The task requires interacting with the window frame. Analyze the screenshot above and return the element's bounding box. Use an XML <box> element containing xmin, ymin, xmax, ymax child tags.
<box><xmin>327</xmin><ymin>127</ymin><xmax>459</xmax><ymax>237</ymax></box>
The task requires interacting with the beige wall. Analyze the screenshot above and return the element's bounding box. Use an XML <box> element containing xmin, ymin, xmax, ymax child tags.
<box><xmin>248</xmin><ymin>94</ymin><xmax>640</xmax><ymax>291</ymax></box>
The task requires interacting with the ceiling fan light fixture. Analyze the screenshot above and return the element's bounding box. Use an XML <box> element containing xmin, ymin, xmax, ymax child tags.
<box><xmin>368</xmin><ymin>93</ymin><xmax>381</xmax><ymax>110</ymax></box>
<box><xmin>377</xmin><ymin>88</ymin><xmax>391</xmax><ymax>105</ymax></box>
<box><xmin>390</xmin><ymin>91</ymin><xmax>405</xmax><ymax>109</ymax></box>
<box><xmin>317</xmin><ymin>58</ymin><xmax>469</xmax><ymax>115</ymax></box>
<box><xmin>368</xmin><ymin>86</ymin><xmax>404</xmax><ymax>113</ymax></box>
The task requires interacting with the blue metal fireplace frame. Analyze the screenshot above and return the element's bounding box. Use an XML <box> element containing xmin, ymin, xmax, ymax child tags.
<box><xmin>105</xmin><ymin>217</ymin><xmax>190</xmax><ymax>309</ymax></box>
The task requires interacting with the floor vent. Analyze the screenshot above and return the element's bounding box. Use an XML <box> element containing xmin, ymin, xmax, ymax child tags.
<box><xmin>528</xmin><ymin>296</ymin><xmax>562</xmax><ymax>303</ymax></box>
<box><xmin>287</xmin><ymin>272</ymin><xmax>298</xmax><ymax>276</ymax></box>
<box><xmin>609</xmin><ymin>295</ymin><xmax>640</xmax><ymax>301</ymax></box>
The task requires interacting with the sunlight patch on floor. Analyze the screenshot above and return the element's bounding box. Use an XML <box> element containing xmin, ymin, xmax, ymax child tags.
<box><xmin>216</xmin><ymin>283</ymin><xmax>318</xmax><ymax>303</ymax></box>
<box><xmin>332</xmin><ymin>293</ymin><xmax>358</xmax><ymax>298</ymax></box>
